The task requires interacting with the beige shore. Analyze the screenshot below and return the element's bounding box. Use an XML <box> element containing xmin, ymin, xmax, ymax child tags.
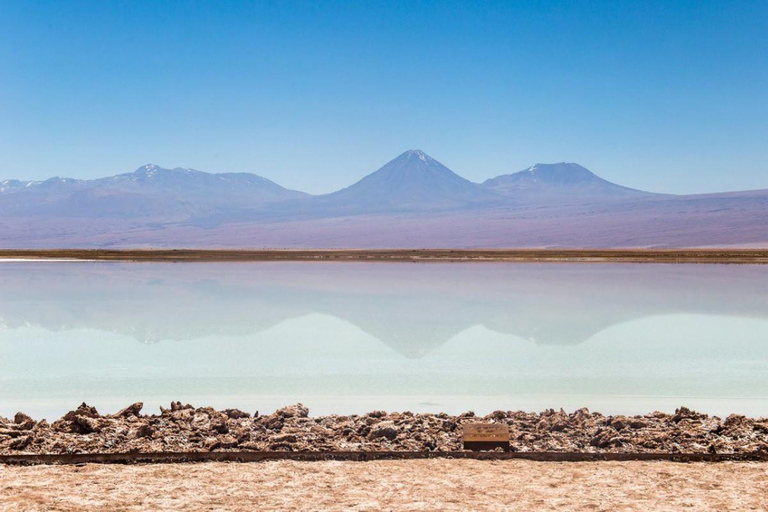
<box><xmin>1</xmin><ymin>460</ymin><xmax>766</xmax><ymax>511</ymax></box>
<box><xmin>2</xmin><ymin>248</ymin><xmax>768</xmax><ymax>264</ymax></box>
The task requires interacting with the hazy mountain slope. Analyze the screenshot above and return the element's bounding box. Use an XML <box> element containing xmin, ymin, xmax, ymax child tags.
<box><xmin>94</xmin><ymin>165</ymin><xmax>308</xmax><ymax>205</ymax></box>
<box><xmin>0</xmin><ymin>177</ymin><xmax>86</xmax><ymax>195</ymax></box>
<box><xmin>0</xmin><ymin>165</ymin><xmax>307</xmax><ymax>218</ymax></box>
<box><xmin>1</xmin><ymin>187</ymin><xmax>766</xmax><ymax>248</ymax></box>
<box><xmin>0</xmin><ymin>180</ymin><xmax>28</xmax><ymax>193</ymax></box>
<box><xmin>0</xmin><ymin>153</ymin><xmax>766</xmax><ymax>247</ymax></box>
<box><xmin>314</xmin><ymin>150</ymin><xmax>502</xmax><ymax>213</ymax></box>
<box><xmin>483</xmin><ymin>163</ymin><xmax>653</xmax><ymax>201</ymax></box>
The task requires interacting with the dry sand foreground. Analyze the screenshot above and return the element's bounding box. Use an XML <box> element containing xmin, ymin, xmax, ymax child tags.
<box><xmin>1</xmin><ymin>460</ymin><xmax>766</xmax><ymax>511</ymax></box>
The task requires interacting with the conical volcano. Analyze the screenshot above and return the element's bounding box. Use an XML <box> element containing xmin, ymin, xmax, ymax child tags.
<box><xmin>319</xmin><ymin>150</ymin><xmax>499</xmax><ymax>213</ymax></box>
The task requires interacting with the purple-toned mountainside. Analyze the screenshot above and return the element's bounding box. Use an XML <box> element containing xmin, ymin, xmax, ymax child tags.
<box><xmin>0</xmin><ymin>165</ymin><xmax>307</xmax><ymax>218</ymax></box>
<box><xmin>483</xmin><ymin>163</ymin><xmax>653</xmax><ymax>201</ymax></box>
<box><xmin>0</xmin><ymin>151</ymin><xmax>766</xmax><ymax>248</ymax></box>
<box><xmin>313</xmin><ymin>150</ymin><xmax>502</xmax><ymax>213</ymax></box>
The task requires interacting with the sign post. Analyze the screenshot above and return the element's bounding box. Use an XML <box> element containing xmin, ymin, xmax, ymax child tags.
<box><xmin>462</xmin><ymin>423</ymin><xmax>510</xmax><ymax>451</ymax></box>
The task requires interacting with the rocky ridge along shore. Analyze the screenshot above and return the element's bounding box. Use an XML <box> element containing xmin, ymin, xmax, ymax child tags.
<box><xmin>2</xmin><ymin>403</ymin><xmax>767</xmax><ymax>455</ymax></box>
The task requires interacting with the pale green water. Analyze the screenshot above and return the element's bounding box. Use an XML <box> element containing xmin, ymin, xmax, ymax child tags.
<box><xmin>1</xmin><ymin>262</ymin><xmax>767</xmax><ymax>420</ymax></box>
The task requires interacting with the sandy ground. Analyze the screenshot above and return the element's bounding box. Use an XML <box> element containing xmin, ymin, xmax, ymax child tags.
<box><xmin>1</xmin><ymin>460</ymin><xmax>766</xmax><ymax>511</ymax></box>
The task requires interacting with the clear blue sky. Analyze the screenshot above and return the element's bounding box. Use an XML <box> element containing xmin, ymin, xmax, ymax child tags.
<box><xmin>1</xmin><ymin>0</ymin><xmax>766</xmax><ymax>194</ymax></box>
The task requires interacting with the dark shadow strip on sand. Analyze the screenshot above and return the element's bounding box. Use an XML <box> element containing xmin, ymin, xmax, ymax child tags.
<box><xmin>2</xmin><ymin>451</ymin><xmax>768</xmax><ymax>466</ymax></box>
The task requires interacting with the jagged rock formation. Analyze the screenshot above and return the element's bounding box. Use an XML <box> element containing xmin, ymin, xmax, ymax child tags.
<box><xmin>2</xmin><ymin>403</ymin><xmax>766</xmax><ymax>455</ymax></box>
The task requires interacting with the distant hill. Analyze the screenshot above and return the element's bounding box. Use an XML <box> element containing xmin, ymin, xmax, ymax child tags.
<box><xmin>483</xmin><ymin>163</ymin><xmax>653</xmax><ymax>201</ymax></box>
<box><xmin>314</xmin><ymin>150</ymin><xmax>501</xmax><ymax>213</ymax></box>
<box><xmin>0</xmin><ymin>151</ymin><xmax>766</xmax><ymax>247</ymax></box>
<box><xmin>0</xmin><ymin>165</ymin><xmax>307</xmax><ymax>218</ymax></box>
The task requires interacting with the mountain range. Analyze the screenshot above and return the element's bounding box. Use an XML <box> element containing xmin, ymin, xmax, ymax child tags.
<box><xmin>1</xmin><ymin>150</ymin><xmax>766</xmax><ymax>248</ymax></box>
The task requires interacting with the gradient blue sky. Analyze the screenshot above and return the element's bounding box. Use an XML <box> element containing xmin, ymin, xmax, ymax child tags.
<box><xmin>1</xmin><ymin>0</ymin><xmax>766</xmax><ymax>194</ymax></box>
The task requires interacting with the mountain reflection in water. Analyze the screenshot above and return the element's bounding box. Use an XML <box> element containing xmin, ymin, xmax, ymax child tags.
<box><xmin>1</xmin><ymin>262</ymin><xmax>767</xmax><ymax>418</ymax></box>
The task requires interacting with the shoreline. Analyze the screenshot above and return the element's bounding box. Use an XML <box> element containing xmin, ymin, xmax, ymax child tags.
<box><xmin>3</xmin><ymin>402</ymin><xmax>767</xmax><ymax>458</ymax></box>
<box><xmin>2</xmin><ymin>248</ymin><xmax>768</xmax><ymax>263</ymax></box>
<box><xmin>3</xmin><ymin>450</ymin><xmax>768</xmax><ymax>466</ymax></box>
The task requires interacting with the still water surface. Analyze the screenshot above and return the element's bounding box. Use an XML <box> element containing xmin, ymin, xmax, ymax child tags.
<box><xmin>1</xmin><ymin>262</ymin><xmax>767</xmax><ymax>419</ymax></box>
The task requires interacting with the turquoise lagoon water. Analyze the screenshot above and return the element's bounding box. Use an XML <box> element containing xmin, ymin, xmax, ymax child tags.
<box><xmin>1</xmin><ymin>261</ymin><xmax>767</xmax><ymax>420</ymax></box>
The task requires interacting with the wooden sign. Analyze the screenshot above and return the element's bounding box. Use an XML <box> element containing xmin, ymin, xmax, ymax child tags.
<box><xmin>462</xmin><ymin>423</ymin><xmax>510</xmax><ymax>451</ymax></box>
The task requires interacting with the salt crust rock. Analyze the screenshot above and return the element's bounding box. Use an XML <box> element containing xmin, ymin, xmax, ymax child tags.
<box><xmin>1</xmin><ymin>405</ymin><xmax>766</xmax><ymax>455</ymax></box>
